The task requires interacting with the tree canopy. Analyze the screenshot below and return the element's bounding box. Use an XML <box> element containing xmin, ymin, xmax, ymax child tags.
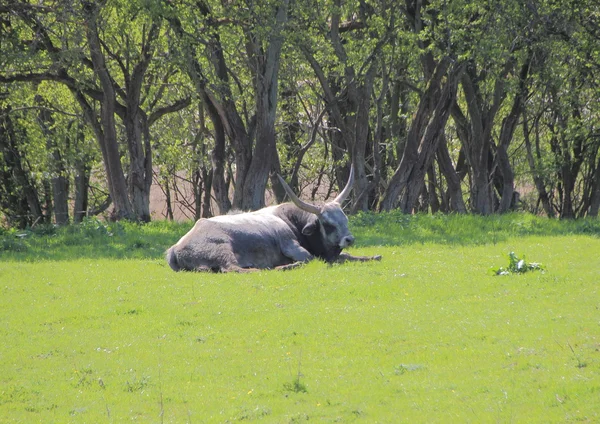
<box><xmin>1</xmin><ymin>0</ymin><xmax>599</xmax><ymax>227</ymax></box>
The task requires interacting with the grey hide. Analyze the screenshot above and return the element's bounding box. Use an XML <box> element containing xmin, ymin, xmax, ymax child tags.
<box><xmin>165</xmin><ymin>166</ymin><xmax>381</xmax><ymax>272</ymax></box>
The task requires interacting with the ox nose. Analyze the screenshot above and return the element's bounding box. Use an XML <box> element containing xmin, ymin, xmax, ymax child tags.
<box><xmin>342</xmin><ymin>235</ymin><xmax>355</xmax><ymax>247</ymax></box>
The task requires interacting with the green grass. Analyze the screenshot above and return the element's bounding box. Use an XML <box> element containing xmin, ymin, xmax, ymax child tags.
<box><xmin>1</xmin><ymin>213</ymin><xmax>599</xmax><ymax>422</ymax></box>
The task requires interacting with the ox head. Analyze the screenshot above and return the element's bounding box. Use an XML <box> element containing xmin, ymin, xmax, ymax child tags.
<box><xmin>277</xmin><ymin>166</ymin><xmax>355</xmax><ymax>256</ymax></box>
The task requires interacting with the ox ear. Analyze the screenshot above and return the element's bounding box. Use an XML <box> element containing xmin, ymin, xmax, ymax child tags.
<box><xmin>302</xmin><ymin>217</ymin><xmax>319</xmax><ymax>235</ymax></box>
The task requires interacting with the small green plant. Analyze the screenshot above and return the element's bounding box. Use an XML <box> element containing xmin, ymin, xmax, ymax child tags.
<box><xmin>124</xmin><ymin>375</ymin><xmax>150</xmax><ymax>393</ymax></box>
<box><xmin>492</xmin><ymin>251</ymin><xmax>545</xmax><ymax>275</ymax></box>
<box><xmin>283</xmin><ymin>378</ymin><xmax>308</xmax><ymax>394</ymax></box>
<box><xmin>284</xmin><ymin>350</ymin><xmax>308</xmax><ymax>394</ymax></box>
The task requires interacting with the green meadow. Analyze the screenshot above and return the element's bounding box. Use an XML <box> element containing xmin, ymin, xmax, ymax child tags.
<box><xmin>1</xmin><ymin>213</ymin><xmax>599</xmax><ymax>422</ymax></box>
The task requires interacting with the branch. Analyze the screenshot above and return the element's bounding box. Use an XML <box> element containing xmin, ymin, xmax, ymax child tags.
<box><xmin>0</xmin><ymin>105</ymin><xmax>79</xmax><ymax>119</ymax></box>
<box><xmin>330</xmin><ymin>0</ymin><xmax>348</xmax><ymax>64</ymax></box>
<box><xmin>0</xmin><ymin>71</ymin><xmax>128</xmax><ymax>118</ymax></box>
<box><xmin>0</xmin><ymin>5</ymin><xmax>53</xmax><ymax>13</ymax></box>
<box><xmin>337</xmin><ymin>20</ymin><xmax>366</xmax><ymax>33</ymax></box>
<box><xmin>148</xmin><ymin>97</ymin><xmax>192</xmax><ymax>126</ymax></box>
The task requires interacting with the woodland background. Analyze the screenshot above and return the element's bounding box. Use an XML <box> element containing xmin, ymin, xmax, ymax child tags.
<box><xmin>1</xmin><ymin>0</ymin><xmax>599</xmax><ymax>228</ymax></box>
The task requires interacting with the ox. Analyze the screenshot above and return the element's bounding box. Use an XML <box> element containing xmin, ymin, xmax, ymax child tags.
<box><xmin>165</xmin><ymin>166</ymin><xmax>381</xmax><ymax>272</ymax></box>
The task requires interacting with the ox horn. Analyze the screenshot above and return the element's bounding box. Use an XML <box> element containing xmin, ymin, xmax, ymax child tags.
<box><xmin>277</xmin><ymin>174</ymin><xmax>321</xmax><ymax>215</ymax></box>
<box><xmin>333</xmin><ymin>164</ymin><xmax>354</xmax><ymax>204</ymax></box>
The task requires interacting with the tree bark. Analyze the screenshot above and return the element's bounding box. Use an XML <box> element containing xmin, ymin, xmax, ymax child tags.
<box><xmin>127</xmin><ymin>22</ymin><xmax>162</xmax><ymax>222</ymax></box>
<box><xmin>497</xmin><ymin>58</ymin><xmax>531</xmax><ymax>213</ymax></box>
<box><xmin>399</xmin><ymin>63</ymin><xmax>462</xmax><ymax>212</ymax></box>
<box><xmin>35</xmin><ymin>94</ymin><xmax>69</xmax><ymax>224</ymax></box>
<box><xmin>452</xmin><ymin>58</ymin><xmax>515</xmax><ymax>215</ymax></box>
<box><xmin>240</xmin><ymin>0</ymin><xmax>289</xmax><ymax>210</ymax></box>
<box><xmin>379</xmin><ymin>58</ymin><xmax>459</xmax><ymax>212</ymax></box>
<box><xmin>73</xmin><ymin>160</ymin><xmax>90</xmax><ymax>223</ymax></box>
<box><xmin>589</xmin><ymin>159</ymin><xmax>600</xmax><ymax>217</ymax></box>
<box><xmin>436</xmin><ymin>135</ymin><xmax>467</xmax><ymax>213</ymax></box>
<box><xmin>84</xmin><ymin>2</ymin><xmax>134</xmax><ymax>220</ymax></box>
<box><xmin>523</xmin><ymin>111</ymin><xmax>554</xmax><ymax>217</ymax></box>
<box><xmin>0</xmin><ymin>106</ymin><xmax>44</xmax><ymax>227</ymax></box>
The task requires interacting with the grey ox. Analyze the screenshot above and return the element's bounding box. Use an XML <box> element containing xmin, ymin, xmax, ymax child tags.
<box><xmin>165</xmin><ymin>166</ymin><xmax>381</xmax><ymax>272</ymax></box>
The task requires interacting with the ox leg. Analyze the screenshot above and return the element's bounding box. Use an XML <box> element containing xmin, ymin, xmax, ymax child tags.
<box><xmin>193</xmin><ymin>265</ymin><xmax>217</xmax><ymax>272</ymax></box>
<box><xmin>274</xmin><ymin>261</ymin><xmax>305</xmax><ymax>271</ymax></box>
<box><xmin>335</xmin><ymin>252</ymin><xmax>382</xmax><ymax>263</ymax></box>
<box><xmin>278</xmin><ymin>241</ymin><xmax>313</xmax><ymax>271</ymax></box>
<box><xmin>221</xmin><ymin>265</ymin><xmax>262</xmax><ymax>273</ymax></box>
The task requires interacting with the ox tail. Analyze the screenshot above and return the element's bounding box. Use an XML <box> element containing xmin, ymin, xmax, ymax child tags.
<box><xmin>165</xmin><ymin>247</ymin><xmax>181</xmax><ymax>272</ymax></box>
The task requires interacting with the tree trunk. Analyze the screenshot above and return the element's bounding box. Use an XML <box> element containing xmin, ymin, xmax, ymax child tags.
<box><xmin>166</xmin><ymin>6</ymin><xmax>251</xmax><ymax>211</ymax></box>
<box><xmin>427</xmin><ymin>167</ymin><xmax>440</xmax><ymax>213</ymax></box>
<box><xmin>202</xmin><ymin>167</ymin><xmax>213</xmax><ymax>218</ymax></box>
<box><xmin>241</xmin><ymin>105</ymin><xmax>276</xmax><ymax>210</ymax></box>
<box><xmin>240</xmin><ymin>0</ymin><xmax>288</xmax><ymax>210</ymax></box>
<box><xmin>589</xmin><ymin>159</ymin><xmax>600</xmax><ymax>217</ymax></box>
<box><xmin>497</xmin><ymin>58</ymin><xmax>530</xmax><ymax>213</ymax></box>
<box><xmin>455</xmin><ymin>59</ymin><xmax>514</xmax><ymax>215</ymax></box>
<box><xmin>379</xmin><ymin>57</ymin><xmax>458</xmax><ymax>212</ymax></box>
<box><xmin>73</xmin><ymin>160</ymin><xmax>90</xmax><ymax>223</ymax></box>
<box><xmin>0</xmin><ymin>107</ymin><xmax>44</xmax><ymax>227</ymax></box>
<box><xmin>125</xmin><ymin>110</ymin><xmax>151</xmax><ymax>222</ymax></box>
<box><xmin>548</xmin><ymin>92</ymin><xmax>585</xmax><ymax>219</ymax></box>
<box><xmin>204</xmin><ymin>98</ymin><xmax>232</xmax><ymax>214</ymax></box>
<box><xmin>436</xmin><ymin>136</ymin><xmax>467</xmax><ymax>213</ymax></box>
<box><xmin>351</xmin><ymin>68</ymin><xmax>376</xmax><ymax>212</ymax></box>
<box><xmin>50</xmin><ymin>156</ymin><xmax>69</xmax><ymax>225</ymax></box>
<box><xmin>461</xmin><ymin>70</ymin><xmax>492</xmax><ymax>215</ymax></box>
<box><xmin>35</xmin><ymin>94</ymin><xmax>69</xmax><ymax>224</ymax></box>
<box><xmin>123</xmin><ymin>23</ymin><xmax>160</xmax><ymax>222</ymax></box>
<box><xmin>84</xmin><ymin>2</ymin><xmax>134</xmax><ymax>220</ymax></box>
<box><xmin>523</xmin><ymin>112</ymin><xmax>554</xmax><ymax>217</ymax></box>
<box><xmin>400</xmin><ymin>65</ymin><xmax>461</xmax><ymax>213</ymax></box>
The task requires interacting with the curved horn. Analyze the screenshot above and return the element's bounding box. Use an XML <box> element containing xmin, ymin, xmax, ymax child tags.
<box><xmin>277</xmin><ymin>174</ymin><xmax>321</xmax><ymax>215</ymax></box>
<box><xmin>333</xmin><ymin>164</ymin><xmax>354</xmax><ymax>204</ymax></box>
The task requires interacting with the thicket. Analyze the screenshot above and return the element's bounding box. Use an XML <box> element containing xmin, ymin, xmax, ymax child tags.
<box><xmin>2</xmin><ymin>213</ymin><xmax>599</xmax><ymax>261</ymax></box>
<box><xmin>1</xmin><ymin>0</ymin><xmax>600</xmax><ymax>228</ymax></box>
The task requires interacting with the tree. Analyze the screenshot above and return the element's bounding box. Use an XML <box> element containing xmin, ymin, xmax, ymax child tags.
<box><xmin>165</xmin><ymin>0</ymin><xmax>290</xmax><ymax>211</ymax></box>
<box><xmin>1</xmin><ymin>0</ymin><xmax>190</xmax><ymax>222</ymax></box>
<box><xmin>519</xmin><ymin>0</ymin><xmax>600</xmax><ymax>218</ymax></box>
<box><xmin>294</xmin><ymin>0</ymin><xmax>398</xmax><ymax>211</ymax></box>
<box><xmin>0</xmin><ymin>101</ymin><xmax>44</xmax><ymax>227</ymax></box>
<box><xmin>3</xmin><ymin>0</ymin><xmax>600</xmax><ymax>227</ymax></box>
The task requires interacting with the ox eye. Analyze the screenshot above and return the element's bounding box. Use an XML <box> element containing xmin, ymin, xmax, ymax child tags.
<box><xmin>323</xmin><ymin>223</ymin><xmax>336</xmax><ymax>234</ymax></box>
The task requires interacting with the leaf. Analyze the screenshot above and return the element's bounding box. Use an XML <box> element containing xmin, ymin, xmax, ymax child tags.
<box><xmin>493</xmin><ymin>252</ymin><xmax>545</xmax><ymax>276</ymax></box>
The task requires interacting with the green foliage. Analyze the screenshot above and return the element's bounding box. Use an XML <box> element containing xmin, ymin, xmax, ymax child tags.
<box><xmin>352</xmin><ymin>211</ymin><xmax>600</xmax><ymax>247</ymax></box>
<box><xmin>0</xmin><ymin>217</ymin><xmax>178</xmax><ymax>260</ymax></box>
<box><xmin>1</xmin><ymin>213</ymin><xmax>599</xmax><ymax>261</ymax></box>
<box><xmin>283</xmin><ymin>378</ymin><xmax>308</xmax><ymax>394</ymax></box>
<box><xmin>3</xmin><ymin>0</ymin><xmax>600</xmax><ymax>221</ymax></box>
<box><xmin>492</xmin><ymin>251</ymin><xmax>545</xmax><ymax>275</ymax></box>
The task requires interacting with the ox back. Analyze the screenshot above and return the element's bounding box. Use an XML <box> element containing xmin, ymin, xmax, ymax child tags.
<box><xmin>165</xmin><ymin>165</ymin><xmax>379</xmax><ymax>272</ymax></box>
<box><xmin>166</xmin><ymin>202</ymin><xmax>351</xmax><ymax>272</ymax></box>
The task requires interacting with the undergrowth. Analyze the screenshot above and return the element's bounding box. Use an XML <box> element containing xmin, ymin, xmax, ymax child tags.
<box><xmin>1</xmin><ymin>213</ymin><xmax>599</xmax><ymax>261</ymax></box>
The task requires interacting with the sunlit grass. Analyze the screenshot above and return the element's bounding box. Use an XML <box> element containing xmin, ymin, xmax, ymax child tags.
<box><xmin>1</xmin><ymin>214</ymin><xmax>599</xmax><ymax>422</ymax></box>
<box><xmin>2</xmin><ymin>212</ymin><xmax>600</xmax><ymax>261</ymax></box>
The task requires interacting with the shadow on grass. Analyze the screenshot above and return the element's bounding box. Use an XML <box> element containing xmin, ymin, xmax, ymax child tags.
<box><xmin>352</xmin><ymin>211</ymin><xmax>600</xmax><ymax>247</ymax></box>
<box><xmin>0</xmin><ymin>218</ymin><xmax>183</xmax><ymax>262</ymax></box>
<box><xmin>1</xmin><ymin>212</ymin><xmax>599</xmax><ymax>262</ymax></box>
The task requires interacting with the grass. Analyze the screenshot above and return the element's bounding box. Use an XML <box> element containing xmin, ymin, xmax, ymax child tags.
<box><xmin>0</xmin><ymin>213</ymin><xmax>599</xmax><ymax>422</ymax></box>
